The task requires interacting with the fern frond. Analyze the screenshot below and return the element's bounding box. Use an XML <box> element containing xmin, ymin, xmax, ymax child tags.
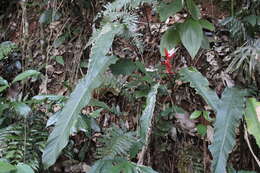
<box><xmin>221</xmin><ymin>17</ymin><xmax>246</xmax><ymax>41</ymax></box>
<box><xmin>97</xmin><ymin>126</ymin><xmax>137</xmax><ymax>159</ymax></box>
<box><xmin>226</xmin><ymin>39</ymin><xmax>260</xmax><ymax>80</ymax></box>
<box><xmin>103</xmin><ymin>0</ymin><xmax>157</xmax><ymax>15</ymax></box>
<box><xmin>0</xmin><ymin>113</ymin><xmax>48</xmax><ymax>171</ymax></box>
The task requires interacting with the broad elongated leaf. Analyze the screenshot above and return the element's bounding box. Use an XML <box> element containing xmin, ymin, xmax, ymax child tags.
<box><xmin>179</xmin><ymin>67</ymin><xmax>246</xmax><ymax>173</ymax></box>
<box><xmin>160</xmin><ymin>26</ymin><xmax>181</xmax><ymax>56</ymax></box>
<box><xmin>139</xmin><ymin>84</ymin><xmax>159</xmax><ymax>142</ymax></box>
<box><xmin>110</xmin><ymin>59</ymin><xmax>137</xmax><ymax>75</ymax></box>
<box><xmin>179</xmin><ymin>67</ymin><xmax>220</xmax><ymax>111</ymax></box>
<box><xmin>12</xmin><ymin>70</ymin><xmax>40</xmax><ymax>83</ymax></box>
<box><xmin>16</xmin><ymin>163</ymin><xmax>34</xmax><ymax>173</ymax></box>
<box><xmin>245</xmin><ymin>98</ymin><xmax>260</xmax><ymax>147</ymax></box>
<box><xmin>13</xmin><ymin>102</ymin><xmax>31</xmax><ymax>118</ymax></box>
<box><xmin>186</xmin><ymin>0</ymin><xmax>201</xmax><ymax>20</ymax></box>
<box><xmin>209</xmin><ymin>88</ymin><xmax>245</xmax><ymax>173</ymax></box>
<box><xmin>0</xmin><ymin>161</ymin><xmax>16</xmax><ymax>173</ymax></box>
<box><xmin>157</xmin><ymin>0</ymin><xmax>183</xmax><ymax>21</ymax></box>
<box><xmin>0</xmin><ymin>86</ymin><xmax>8</xmax><ymax>93</ymax></box>
<box><xmin>178</xmin><ymin>18</ymin><xmax>203</xmax><ymax>58</ymax></box>
<box><xmin>0</xmin><ymin>76</ymin><xmax>8</xmax><ymax>86</ymax></box>
<box><xmin>42</xmin><ymin>23</ymin><xmax>123</xmax><ymax>168</ymax></box>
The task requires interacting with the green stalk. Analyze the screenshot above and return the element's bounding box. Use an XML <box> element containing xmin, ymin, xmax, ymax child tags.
<box><xmin>231</xmin><ymin>0</ymin><xmax>234</xmax><ymax>16</ymax></box>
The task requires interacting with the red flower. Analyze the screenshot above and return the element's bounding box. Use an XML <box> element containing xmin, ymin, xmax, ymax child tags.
<box><xmin>163</xmin><ymin>48</ymin><xmax>177</xmax><ymax>74</ymax></box>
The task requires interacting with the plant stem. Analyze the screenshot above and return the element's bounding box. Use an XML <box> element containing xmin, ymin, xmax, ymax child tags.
<box><xmin>231</xmin><ymin>0</ymin><xmax>234</xmax><ymax>16</ymax></box>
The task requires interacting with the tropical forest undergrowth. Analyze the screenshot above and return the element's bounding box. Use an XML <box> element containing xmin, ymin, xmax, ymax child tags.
<box><xmin>0</xmin><ymin>0</ymin><xmax>259</xmax><ymax>173</ymax></box>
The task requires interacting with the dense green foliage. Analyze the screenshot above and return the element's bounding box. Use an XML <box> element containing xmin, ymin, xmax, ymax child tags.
<box><xmin>0</xmin><ymin>0</ymin><xmax>259</xmax><ymax>172</ymax></box>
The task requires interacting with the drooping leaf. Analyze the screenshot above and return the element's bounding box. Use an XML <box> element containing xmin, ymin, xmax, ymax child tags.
<box><xmin>157</xmin><ymin>0</ymin><xmax>183</xmax><ymax>21</ymax></box>
<box><xmin>209</xmin><ymin>88</ymin><xmax>245</xmax><ymax>173</ymax></box>
<box><xmin>0</xmin><ymin>161</ymin><xmax>16</xmax><ymax>173</ymax></box>
<box><xmin>89</xmin><ymin>99</ymin><xmax>111</xmax><ymax>111</ymax></box>
<box><xmin>178</xmin><ymin>18</ymin><xmax>203</xmax><ymax>58</ymax></box>
<box><xmin>42</xmin><ymin>23</ymin><xmax>123</xmax><ymax>168</ymax></box>
<box><xmin>186</xmin><ymin>0</ymin><xmax>201</xmax><ymax>20</ymax></box>
<box><xmin>16</xmin><ymin>163</ymin><xmax>34</xmax><ymax>173</ymax></box>
<box><xmin>160</xmin><ymin>27</ymin><xmax>180</xmax><ymax>56</ymax></box>
<box><xmin>199</xmin><ymin>19</ymin><xmax>215</xmax><ymax>31</ymax></box>
<box><xmin>0</xmin><ymin>76</ymin><xmax>8</xmax><ymax>86</ymax></box>
<box><xmin>179</xmin><ymin>67</ymin><xmax>220</xmax><ymax>111</ymax></box>
<box><xmin>139</xmin><ymin>84</ymin><xmax>159</xmax><ymax>142</ymax></box>
<box><xmin>0</xmin><ymin>76</ymin><xmax>9</xmax><ymax>92</ymax></box>
<box><xmin>12</xmin><ymin>70</ymin><xmax>41</xmax><ymax>83</ymax></box>
<box><xmin>110</xmin><ymin>59</ymin><xmax>137</xmax><ymax>75</ymax></box>
<box><xmin>13</xmin><ymin>102</ymin><xmax>31</xmax><ymax>118</ymax></box>
<box><xmin>0</xmin><ymin>86</ymin><xmax>8</xmax><ymax>93</ymax></box>
<box><xmin>245</xmin><ymin>98</ymin><xmax>260</xmax><ymax>147</ymax></box>
<box><xmin>46</xmin><ymin>111</ymin><xmax>61</xmax><ymax>127</ymax></box>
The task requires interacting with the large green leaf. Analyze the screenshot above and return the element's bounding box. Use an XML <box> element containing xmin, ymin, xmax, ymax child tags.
<box><xmin>186</xmin><ymin>0</ymin><xmax>201</xmax><ymax>20</ymax></box>
<box><xmin>160</xmin><ymin>26</ymin><xmax>180</xmax><ymax>56</ymax></box>
<box><xmin>110</xmin><ymin>59</ymin><xmax>137</xmax><ymax>75</ymax></box>
<box><xmin>13</xmin><ymin>102</ymin><xmax>31</xmax><ymax>118</ymax></box>
<box><xmin>42</xmin><ymin>23</ymin><xmax>123</xmax><ymax>168</ymax></box>
<box><xmin>16</xmin><ymin>163</ymin><xmax>34</xmax><ymax>173</ymax></box>
<box><xmin>0</xmin><ymin>76</ymin><xmax>8</xmax><ymax>86</ymax></box>
<box><xmin>0</xmin><ymin>161</ymin><xmax>16</xmax><ymax>173</ymax></box>
<box><xmin>178</xmin><ymin>18</ymin><xmax>203</xmax><ymax>58</ymax></box>
<box><xmin>179</xmin><ymin>67</ymin><xmax>246</xmax><ymax>173</ymax></box>
<box><xmin>157</xmin><ymin>0</ymin><xmax>183</xmax><ymax>21</ymax></box>
<box><xmin>12</xmin><ymin>70</ymin><xmax>41</xmax><ymax>83</ymax></box>
<box><xmin>179</xmin><ymin>67</ymin><xmax>220</xmax><ymax>111</ymax></box>
<box><xmin>245</xmin><ymin>98</ymin><xmax>260</xmax><ymax>147</ymax></box>
<box><xmin>139</xmin><ymin>84</ymin><xmax>159</xmax><ymax>142</ymax></box>
<box><xmin>209</xmin><ymin>88</ymin><xmax>245</xmax><ymax>173</ymax></box>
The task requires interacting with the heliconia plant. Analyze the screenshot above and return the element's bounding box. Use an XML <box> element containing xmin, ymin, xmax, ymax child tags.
<box><xmin>162</xmin><ymin>48</ymin><xmax>177</xmax><ymax>74</ymax></box>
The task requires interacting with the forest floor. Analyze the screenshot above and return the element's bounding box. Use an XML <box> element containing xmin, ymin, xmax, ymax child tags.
<box><xmin>0</xmin><ymin>0</ymin><xmax>259</xmax><ymax>173</ymax></box>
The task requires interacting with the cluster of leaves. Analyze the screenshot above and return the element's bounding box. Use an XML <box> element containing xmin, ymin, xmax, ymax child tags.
<box><xmin>41</xmin><ymin>0</ymin><xmax>160</xmax><ymax>172</ymax></box>
<box><xmin>179</xmin><ymin>67</ymin><xmax>259</xmax><ymax>173</ymax></box>
<box><xmin>0</xmin><ymin>41</ymin><xmax>17</xmax><ymax>61</ymax></box>
<box><xmin>222</xmin><ymin>1</ymin><xmax>260</xmax><ymax>83</ymax></box>
<box><xmin>159</xmin><ymin>0</ymin><xmax>215</xmax><ymax>58</ymax></box>
<box><xmin>1</xmin><ymin>0</ymin><xmax>259</xmax><ymax>173</ymax></box>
